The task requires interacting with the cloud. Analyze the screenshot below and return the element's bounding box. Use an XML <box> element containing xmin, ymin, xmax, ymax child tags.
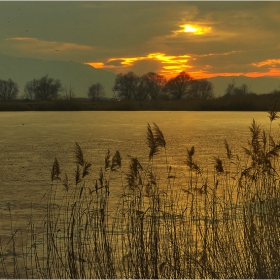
<box><xmin>248</xmin><ymin>59</ymin><xmax>280</xmax><ymax>78</ymax></box>
<box><xmin>85</xmin><ymin>47</ymin><xmax>280</xmax><ymax>80</ymax></box>
<box><xmin>6</xmin><ymin>37</ymin><xmax>93</xmax><ymax>53</ymax></box>
<box><xmin>85</xmin><ymin>52</ymin><xmax>192</xmax><ymax>77</ymax></box>
<box><xmin>1</xmin><ymin>2</ymin><xmax>280</xmax><ymax>79</ymax></box>
<box><xmin>252</xmin><ymin>59</ymin><xmax>280</xmax><ymax>68</ymax></box>
<box><xmin>245</xmin><ymin>68</ymin><xmax>280</xmax><ymax>78</ymax></box>
<box><xmin>85</xmin><ymin>50</ymin><xmax>253</xmax><ymax>79</ymax></box>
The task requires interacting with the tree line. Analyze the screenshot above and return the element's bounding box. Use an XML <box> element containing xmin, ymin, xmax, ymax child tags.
<box><xmin>0</xmin><ymin>71</ymin><xmax>215</xmax><ymax>101</ymax></box>
<box><xmin>0</xmin><ymin>76</ymin><xmax>63</xmax><ymax>101</ymax></box>
<box><xmin>0</xmin><ymin>71</ymin><xmax>278</xmax><ymax>102</ymax></box>
<box><xmin>112</xmin><ymin>71</ymin><xmax>214</xmax><ymax>100</ymax></box>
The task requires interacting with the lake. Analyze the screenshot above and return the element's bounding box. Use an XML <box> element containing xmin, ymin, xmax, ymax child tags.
<box><xmin>0</xmin><ymin>110</ymin><xmax>278</xmax><ymax>278</ymax></box>
<box><xmin>0</xmin><ymin>111</ymin><xmax>275</xmax><ymax>210</ymax></box>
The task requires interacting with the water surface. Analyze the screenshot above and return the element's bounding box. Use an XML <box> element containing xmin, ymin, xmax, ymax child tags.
<box><xmin>0</xmin><ymin>111</ymin><xmax>275</xmax><ymax>217</ymax></box>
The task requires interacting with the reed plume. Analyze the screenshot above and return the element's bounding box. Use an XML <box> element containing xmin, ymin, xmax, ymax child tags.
<box><xmin>74</xmin><ymin>142</ymin><xmax>84</xmax><ymax>166</ymax></box>
<box><xmin>147</xmin><ymin>169</ymin><xmax>157</xmax><ymax>186</ymax></box>
<box><xmin>111</xmin><ymin>150</ymin><xmax>122</xmax><ymax>171</ymax></box>
<box><xmin>74</xmin><ymin>142</ymin><xmax>91</xmax><ymax>179</ymax></box>
<box><xmin>153</xmin><ymin>122</ymin><xmax>166</xmax><ymax>148</ymax></box>
<box><xmin>214</xmin><ymin>156</ymin><xmax>224</xmax><ymax>173</ymax></box>
<box><xmin>82</xmin><ymin>162</ymin><xmax>92</xmax><ymax>178</ymax></box>
<box><xmin>187</xmin><ymin>146</ymin><xmax>195</xmax><ymax>160</ymax></box>
<box><xmin>51</xmin><ymin>157</ymin><xmax>61</xmax><ymax>182</ymax></box>
<box><xmin>186</xmin><ymin>146</ymin><xmax>200</xmax><ymax>172</ymax></box>
<box><xmin>99</xmin><ymin>167</ymin><xmax>104</xmax><ymax>187</ymax></box>
<box><xmin>62</xmin><ymin>173</ymin><xmax>69</xmax><ymax>191</ymax></box>
<box><xmin>268</xmin><ymin>99</ymin><xmax>279</xmax><ymax>122</ymax></box>
<box><xmin>243</xmin><ymin>119</ymin><xmax>263</xmax><ymax>167</ymax></box>
<box><xmin>224</xmin><ymin>139</ymin><xmax>232</xmax><ymax>160</ymax></box>
<box><xmin>147</xmin><ymin>123</ymin><xmax>159</xmax><ymax>160</ymax></box>
<box><xmin>105</xmin><ymin>149</ymin><xmax>111</xmax><ymax>170</ymax></box>
<box><xmin>146</xmin><ymin>122</ymin><xmax>166</xmax><ymax>160</ymax></box>
<box><xmin>75</xmin><ymin>164</ymin><xmax>82</xmax><ymax>185</ymax></box>
<box><xmin>126</xmin><ymin>156</ymin><xmax>143</xmax><ymax>189</ymax></box>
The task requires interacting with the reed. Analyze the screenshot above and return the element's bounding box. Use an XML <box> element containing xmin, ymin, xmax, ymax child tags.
<box><xmin>2</xmin><ymin>106</ymin><xmax>280</xmax><ymax>278</ymax></box>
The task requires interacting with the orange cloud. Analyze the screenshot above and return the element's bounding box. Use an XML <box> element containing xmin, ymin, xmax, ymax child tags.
<box><xmin>247</xmin><ymin>59</ymin><xmax>280</xmax><ymax>78</ymax></box>
<box><xmin>87</xmin><ymin>62</ymin><xmax>105</xmax><ymax>68</ymax></box>
<box><xmin>87</xmin><ymin>62</ymin><xmax>116</xmax><ymax>69</ymax></box>
<box><xmin>85</xmin><ymin>52</ymin><xmax>192</xmax><ymax>77</ymax></box>
<box><xmin>108</xmin><ymin>56</ymin><xmax>142</xmax><ymax>66</ymax></box>
<box><xmin>86</xmin><ymin>50</ymin><xmax>254</xmax><ymax>79</ymax></box>
<box><xmin>189</xmin><ymin>69</ymin><xmax>280</xmax><ymax>79</ymax></box>
<box><xmin>252</xmin><ymin>59</ymin><xmax>280</xmax><ymax>68</ymax></box>
<box><xmin>245</xmin><ymin>68</ymin><xmax>280</xmax><ymax>78</ymax></box>
<box><xmin>187</xmin><ymin>70</ymin><xmax>243</xmax><ymax>79</ymax></box>
<box><xmin>86</xmin><ymin>52</ymin><xmax>280</xmax><ymax>80</ymax></box>
<box><xmin>195</xmin><ymin>50</ymin><xmax>243</xmax><ymax>58</ymax></box>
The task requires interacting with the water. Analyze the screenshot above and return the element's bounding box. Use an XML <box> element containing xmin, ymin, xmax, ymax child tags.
<box><xmin>0</xmin><ymin>111</ymin><xmax>277</xmax><ymax>277</ymax></box>
<box><xmin>0</xmin><ymin>111</ymin><xmax>275</xmax><ymax>208</ymax></box>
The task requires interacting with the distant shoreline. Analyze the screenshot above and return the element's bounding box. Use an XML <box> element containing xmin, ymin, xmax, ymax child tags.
<box><xmin>0</xmin><ymin>93</ymin><xmax>279</xmax><ymax>111</ymax></box>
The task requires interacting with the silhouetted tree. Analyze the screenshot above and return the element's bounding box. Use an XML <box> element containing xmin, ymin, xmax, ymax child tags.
<box><xmin>113</xmin><ymin>71</ymin><xmax>139</xmax><ymax>100</ymax></box>
<box><xmin>224</xmin><ymin>80</ymin><xmax>236</xmax><ymax>97</ymax></box>
<box><xmin>141</xmin><ymin>72</ymin><xmax>166</xmax><ymax>100</ymax></box>
<box><xmin>133</xmin><ymin>77</ymin><xmax>148</xmax><ymax>101</ymax></box>
<box><xmin>24</xmin><ymin>75</ymin><xmax>62</xmax><ymax>100</ymax></box>
<box><xmin>224</xmin><ymin>81</ymin><xmax>250</xmax><ymax>97</ymax></box>
<box><xmin>237</xmin><ymin>83</ymin><xmax>250</xmax><ymax>95</ymax></box>
<box><xmin>270</xmin><ymin>89</ymin><xmax>280</xmax><ymax>95</ymax></box>
<box><xmin>63</xmin><ymin>85</ymin><xmax>75</xmax><ymax>100</ymax></box>
<box><xmin>164</xmin><ymin>71</ymin><xmax>192</xmax><ymax>99</ymax></box>
<box><xmin>189</xmin><ymin>79</ymin><xmax>214</xmax><ymax>99</ymax></box>
<box><xmin>88</xmin><ymin>83</ymin><xmax>105</xmax><ymax>101</ymax></box>
<box><xmin>0</xmin><ymin>79</ymin><xmax>19</xmax><ymax>100</ymax></box>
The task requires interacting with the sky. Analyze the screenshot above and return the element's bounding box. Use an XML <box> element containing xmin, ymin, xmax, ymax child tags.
<box><xmin>1</xmin><ymin>1</ymin><xmax>280</xmax><ymax>79</ymax></box>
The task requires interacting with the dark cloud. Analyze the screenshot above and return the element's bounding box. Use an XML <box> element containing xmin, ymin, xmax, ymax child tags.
<box><xmin>0</xmin><ymin>1</ymin><xmax>280</xmax><ymax>78</ymax></box>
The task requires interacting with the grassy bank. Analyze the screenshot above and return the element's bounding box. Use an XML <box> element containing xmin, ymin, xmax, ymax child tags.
<box><xmin>0</xmin><ymin>92</ymin><xmax>280</xmax><ymax>111</ymax></box>
<box><xmin>1</xmin><ymin>106</ymin><xmax>280</xmax><ymax>278</ymax></box>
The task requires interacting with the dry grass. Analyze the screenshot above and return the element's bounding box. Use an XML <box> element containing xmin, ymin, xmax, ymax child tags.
<box><xmin>2</xmin><ymin>105</ymin><xmax>280</xmax><ymax>278</ymax></box>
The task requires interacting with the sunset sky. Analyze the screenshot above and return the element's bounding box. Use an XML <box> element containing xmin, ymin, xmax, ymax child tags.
<box><xmin>1</xmin><ymin>1</ymin><xmax>280</xmax><ymax>79</ymax></box>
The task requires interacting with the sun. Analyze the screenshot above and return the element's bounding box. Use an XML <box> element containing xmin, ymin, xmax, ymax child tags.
<box><xmin>180</xmin><ymin>24</ymin><xmax>211</xmax><ymax>35</ymax></box>
<box><xmin>184</xmin><ymin>25</ymin><xmax>199</xmax><ymax>33</ymax></box>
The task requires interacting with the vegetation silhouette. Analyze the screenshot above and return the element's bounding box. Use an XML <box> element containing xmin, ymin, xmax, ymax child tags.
<box><xmin>88</xmin><ymin>82</ymin><xmax>105</xmax><ymax>101</ymax></box>
<box><xmin>0</xmin><ymin>79</ymin><xmax>19</xmax><ymax>100</ymax></box>
<box><xmin>0</xmin><ymin>71</ymin><xmax>280</xmax><ymax>111</ymax></box>
<box><xmin>24</xmin><ymin>75</ymin><xmax>63</xmax><ymax>101</ymax></box>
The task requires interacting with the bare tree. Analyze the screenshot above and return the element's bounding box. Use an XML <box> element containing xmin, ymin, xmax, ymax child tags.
<box><xmin>0</xmin><ymin>79</ymin><xmax>19</xmax><ymax>100</ymax></box>
<box><xmin>112</xmin><ymin>71</ymin><xmax>139</xmax><ymax>100</ymax></box>
<box><xmin>88</xmin><ymin>83</ymin><xmax>105</xmax><ymax>101</ymax></box>
<box><xmin>238</xmin><ymin>83</ymin><xmax>250</xmax><ymax>95</ymax></box>
<box><xmin>224</xmin><ymin>80</ymin><xmax>235</xmax><ymax>97</ymax></box>
<box><xmin>133</xmin><ymin>78</ymin><xmax>149</xmax><ymax>100</ymax></box>
<box><xmin>141</xmin><ymin>72</ymin><xmax>166</xmax><ymax>100</ymax></box>
<box><xmin>189</xmin><ymin>79</ymin><xmax>214</xmax><ymax>99</ymax></box>
<box><xmin>63</xmin><ymin>85</ymin><xmax>76</xmax><ymax>100</ymax></box>
<box><xmin>23</xmin><ymin>82</ymin><xmax>35</xmax><ymax>100</ymax></box>
<box><xmin>164</xmin><ymin>71</ymin><xmax>192</xmax><ymax>99</ymax></box>
<box><xmin>224</xmin><ymin>81</ymin><xmax>250</xmax><ymax>97</ymax></box>
<box><xmin>24</xmin><ymin>75</ymin><xmax>62</xmax><ymax>100</ymax></box>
